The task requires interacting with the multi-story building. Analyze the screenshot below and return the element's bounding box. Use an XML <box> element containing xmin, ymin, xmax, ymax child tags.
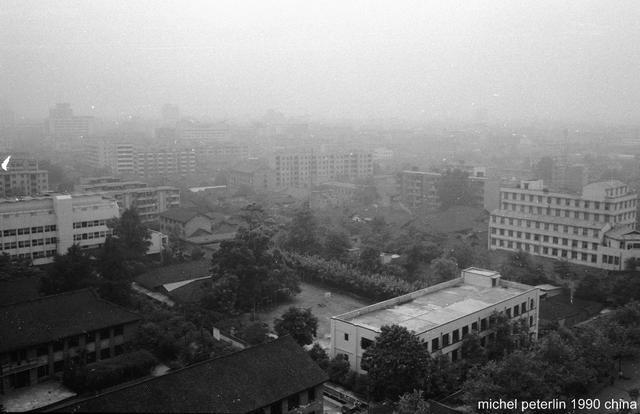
<box><xmin>0</xmin><ymin>289</ymin><xmax>140</xmax><ymax>394</ymax></box>
<box><xmin>177</xmin><ymin>122</ymin><xmax>230</xmax><ymax>142</ymax></box>
<box><xmin>227</xmin><ymin>159</ymin><xmax>275</xmax><ymax>194</ymax></box>
<box><xmin>0</xmin><ymin>154</ymin><xmax>49</xmax><ymax>197</ymax></box>
<box><xmin>76</xmin><ymin>177</ymin><xmax>180</xmax><ymax>224</ymax></box>
<box><xmin>85</xmin><ymin>139</ymin><xmax>136</xmax><ymax>175</ymax></box>
<box><xmin>46</xmin><ymin>103</ymin><xmax>93</xmax><ymax>141</ymax></box>
<box><xmin>0</xmin><ymin>194</ymin><xmax>119</xmax><ymax>265</ymax></box>
<box><xmin>330</xmin><ymin>267</ymin><xmax>540</xmax><ymax>373</ymax></box>
<box><xmin>488</xmin><ymin>179</ymin><xmax>640</xmax><ymax>270</ymax></box>
<box><xmin>400</xmin><ymin>168</ymin><xmax>487</xmax><ymax>212</ymax></box>
<box><xmin>48</xmin><ymin>336</ymin><xmax>328</xmax><ymax>413</ymax></box>
<box><xmin>192</xmin><ymin>141</ymin><xmax>250</xmax><ymax>171</ymax></box>
<box><xmin>135</xmin><ymin>147</ymin><xmax>196</xmax><ymax>177</ymax></box>
<box><xmin>273</xmin><ymin>148</ymin><xmax>373</xmax><ymax>189</ymax></box>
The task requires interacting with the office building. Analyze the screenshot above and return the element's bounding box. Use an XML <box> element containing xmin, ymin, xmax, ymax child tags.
<box><xmin>0</xmin><ymin>154</ymin><xmax>49</xmax><ymax>197</ymax></box>
<box><xmin>331</xmin><ymin>268</ymin><xmax>540</xmax><ymax>373</ymax></box>
<box><xmin>0</xmin><ymin>289</ymin><xmax>140</xmax><ymax>394</ymax></box>
<box><xmin>488</xmin><ymin>180</ymin><xmax>639</xmax><ymax>270</ymax></box>
<box><xmin>0</xmin><ymin>194</ymin><xmax>119</xmax><ymax>265</ymax></box>
<box><xmin>85</xmin><ymin>139</ymin><xmax>136</xmax><ymax>175</ymax></box>
<box><xmin>227</xmin><ymin>159</ymin><xmax>276</xmax><ymax>193</ymax></box>
<box><xmin>135</xmin><ymin>147</ymin><xmax>196</xmax><ymax>177</ymax></box>
<box><xmin>46</xmin><ymin>103</ymin><xmax>93</xmax><ymax>140</ymax></box>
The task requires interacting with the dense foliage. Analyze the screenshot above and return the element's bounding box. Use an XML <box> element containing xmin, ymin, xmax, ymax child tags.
<box><xmin>274</xmin><ymin>307</ymin><xmax>318</xmax><ymax>346</ymax></box>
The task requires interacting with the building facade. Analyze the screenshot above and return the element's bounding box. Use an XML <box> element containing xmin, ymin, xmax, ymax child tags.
<box><xmin>227</xmin><ymin>159</ymin><xmax>276</xmax><ymax>193</ymax></box>
<box><xmin>331</xmin><ymin>268</ymin><xmax>540</xmax><ymax>373</ymax></box>
<box><xmin>85</xmin><ymin>140</ymin><xmax>136</xmax><ymax>175</ymax></box>
<box><xmin>134</xmin><ymin>148</ymin><xmax>196</xmax><ymax>177</ymax></box>
<box><xmin>273</xmin><ymin>148</ymin><xmax>373</xmax><ymax>189</ymax></box>
<box><xmin>0</xmin><ymin>155</ymin><xmax>49</xmax><ymax>197</ymax></box>
<box><xmin>0</xmin><ymin>194</ymin><xmax>119</xmax><ymax>265</ymax></box>
<box><xmin>0</xmin><ymin>289</ymin><xmax>140</xmax><ymax>394</ymax></box>
<box><xmin>488</xmin><ymin>180</ymin><xmax>639</xmax><ymax>270</ymax></box>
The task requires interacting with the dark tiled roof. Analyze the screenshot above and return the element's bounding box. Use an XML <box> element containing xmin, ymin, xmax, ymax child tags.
<box><xmin>159</xmin><ymin>208</ymin><xmax>206</xmax><ymax>223</ymax></box>
<box><xmin>50</xmin><ymin>336</ymin><xmax>328</xmax><ymax>413</ymax></box>
<box><xmin>135</xmin><ymin>261</ymin><xmax>211</xmax><ymax>290</ymax></box>
<box><xmin>0</xmin><ymin>275</ymin><xmax>42</xmax><ymax>306</ymax></box>
<box><xmin>166</xmin><ymin>278</ymin><xmax>212</xmax><ymax>303</ymax></box>
<box><xmin>0</xmin><ymin>289</ymin><xmax>140</xmax><ymax>353</ymax></box>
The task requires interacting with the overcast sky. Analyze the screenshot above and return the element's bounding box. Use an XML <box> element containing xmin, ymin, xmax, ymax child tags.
<box><xmin>1</xmin><ymin>0</ymin><xmax>639</xmax><ymax>123</ymax></box>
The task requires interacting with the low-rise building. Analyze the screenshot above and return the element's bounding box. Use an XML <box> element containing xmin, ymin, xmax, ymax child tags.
<box><xmin>0</xmin><ymin>289</ymin><xmax>140</xmax><ymax>394</ymax></box>
<box><xmin>0</xmin><ymin>194</ymin><xmax>119</xmax><ymax>265</ymax></box>
<box><xmin>159</xmin><ymin>208</ymin><xmax>213</xmax><ymax>244</ymax></box>
<box><xmin>227</xmin><ymin>159</ymin><xmax>276</xmax><ymax>194</ymax></box>
<box><xmin>47</xmin><ymin>336</ymin><xmax>328</xmax><ymax>413</ymax></box>
<box><xmin>331</xmin><ymin>267</ymin><xmax>540</xmax><ymax>373</ymax></box>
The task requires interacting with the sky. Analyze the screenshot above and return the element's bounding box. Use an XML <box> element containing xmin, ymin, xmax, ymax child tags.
<box><xmin>1</xmin><ymin>0</ymin><xmax>640</xmax><ymax>123</ymax></box>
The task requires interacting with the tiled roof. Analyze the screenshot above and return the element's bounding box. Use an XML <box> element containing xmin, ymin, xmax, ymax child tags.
<box><xmin>135</xmin><ymin>261</ymin><xmax>211</xmax><ymax>290</ymax></box>
<box><xmin>0</xmin><ymin>289</ymin><xmax>140</xmax><ymax>353</ymax></box>
<box><xmin>159</xmin><ymin>208</ymin><xmax>205</xmax><ymax>223</ymax></box>
<box><xmin>49</xmin><ymin>336</ymin><xmax>328</xmax><ymax>413</ymax></box>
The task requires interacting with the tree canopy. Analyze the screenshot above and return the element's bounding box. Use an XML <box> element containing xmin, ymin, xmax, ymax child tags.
<box><xmin>274</xmin><ymin>307</ymin><xmax>318</xmax><ymax>346</ymax></box>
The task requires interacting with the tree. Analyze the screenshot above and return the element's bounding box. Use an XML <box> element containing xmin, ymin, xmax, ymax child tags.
<box><xmin>322</xmin><ymin>230</ymin><xmax>351</xmax><ymax>261</ymax></box>
<box><xmin>308</xmin><ymin>343</ymin><xmax>330</xmax><ymax>370</ymax></box>
<box><xmin>238</xmin><ymin>322</ymin><xmax>270</xmax><ymax>345</ymax></box>
<box><xmin>445</xmin><ymin>239</ymin><xmax>475</xmax><ymax>269</ymax></box>
<box><xmin>190</xmin><ymin>246</ymin><xmax>204</xmax><ymax>261</ymax></box>
<box><xmin>361</xmin><ymin>325</ymin><xmax>432</xmax><ymax>402</ymax></box>
<box><xmin>239</xmin><ymin>203</ymin><xmax>266</xmax><ymax>230</ymax></box>
<box><xmin>274</xmin><ymin>307</ymin><xmax>318</xmax><ymax>346</ymax></box>
<box><xmin>429</xmin><ymin>257</ymin><xmax>458</xmax><ymax>285</ymax></box>
<box><xmin>40</xmin><ymin>244</ymin><xmax>94</xmax><ymax>295</ymax></box>
<box><xmin>327</xmin><ymin>354</ymin><xmax>350</xmax><ymax>384</ymax></box>
<box><xmin>436</xmin><ymin>169</ymin><xmax>473</xmax><ymax>210</ymax></box>
<box><xmin>110</xmin><ymin>208</ymin><xmax>151</xmax><ymax>261</ymax></box>
<box><xmin>397</xmin><ymin>390</ymin><xmax>431</xmax><ymax>414</ymax></box>
<box><xmin>96</xmin><ymin>236</ymin><xmax>133</xmax><ymax>305</ymax></box>
<box><xmin>358</xmin><ymin>247</ymin><xmax>381</xmax><ymax>273</ymax></box>
<box><xmin>283</xmin><ymin>202</ymin><xmax>321</xmax><ymax>255</ymax></box>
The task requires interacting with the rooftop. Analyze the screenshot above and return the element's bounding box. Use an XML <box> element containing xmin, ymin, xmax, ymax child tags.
<box><xmin>47</xmin><ymin>336</ymin><xmax>328</xmax><ymax>413</ymax></box>
<box><xmin>135</xmin><ymin>261</ymin><xmax>211</xmax><ymax>290</ymax></box>
<box><xmin>159</xmin><ymin>207</ymin><xmax>207</xmax><ymax>223</ymax></box>
<box><xmin>334</xmin><ymin>268</ymin><xmax>536</xmax><ymax>334</ymax></box>
<box><xmin>0</xmin><ymin>289</ymin><xmax>140</xmax><ymax>353</ymax></box>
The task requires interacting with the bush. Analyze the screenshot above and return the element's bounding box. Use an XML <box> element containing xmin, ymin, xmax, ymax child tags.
<box><xmin>64</xmin><ymin>350</ymin><xmax>157</xmax><ymax>393</ymax></box>
<box><xmin>191</xmin><ymin>247</ymin><xmax>204</xmax><ymax>261</ymax></box>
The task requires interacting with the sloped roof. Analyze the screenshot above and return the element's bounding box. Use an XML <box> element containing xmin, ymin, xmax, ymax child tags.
<box><xmin>0</xmin><ymin>275</ymin><xmax>42</xmax><ymax>306</ymax></box>
<box><xmin>0</xmin><ymin>289</ymin><xmax>140</xmax><ymax>353</ymax></box>
<box><xmin>135</xmin><ymin>261</ymin><xmax>211</xmax><ymax>290</ymax></box>
<box><xmin>49</xmin><ymin>336</ymin><xmax>328</xmax><ymax>413</ymax></box>
<box><xmin>159</xmin><ymin>208</ymin><xmax>206</xmax><ymax>223</ymax></box>
<box><xmin>165</xmin><ymin>278</ymin><xmax>212</xmax><ymax>303</ymax></box>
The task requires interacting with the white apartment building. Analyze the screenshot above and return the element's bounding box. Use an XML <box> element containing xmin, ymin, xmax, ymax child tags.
<box><xmin>0</xmin><ymin>194</ymin><xmax>119</xmax><ymax>265</ymax></box>
<box><xmin>330</xmin><ymin>268</ymin><xmax>540</xmax><ymax>373</ymax></box>
<box><xmin>76</xmin><ymin>177</ymin><xmax>180</xmax><ymax>224</ymax></box>
<box><xmin>85</xmin><ymin>139</ymin><xmax>135</xmax><ymax>175</ymax></box>
<box><xmin>0</xmin><ymin>155</ymin><xmax>48</xmax><ymax>197</ymax></box>
<box><xmin>489</xmin><ymin>180</ymin><xmax>639</xmax><ymax>270</ymax></box>
<box><xmin>273</xmin><ymin>148</ymin><xmax>373</xmax><ymax>188</ymax></box>
<box><xmin>135</xmin><ymin>148</ymin><xmax>196</xmax><ymax>177</ymax></box>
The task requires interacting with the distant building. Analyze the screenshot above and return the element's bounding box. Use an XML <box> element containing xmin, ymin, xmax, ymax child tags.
<box><xmin>331</xmin><ymin>267</ymin><xmax>540</xmax><ymax>373</ymax></box>
<box><xmin>177</xmin><ymin>122</ymin><xmax>230</xmax><ymax>142</ymax></box>
<box><xmin>227</xmin><ymin>159</ymin><xmax>276</xmax><ymax>193</ymax></box>
<box><xmin>309</xmin><ymin>181</ymin><xmax>360</xmax><ymax>209</ymax></box>
<box><xmin>0</xmin><ymin>154</ymin><xmax>49</xmax><ymax>197</ymax></box>
<box><xmin>76</xmin><ymin>177</ymin><xmax>180</xmax><ymax>224</ymax></box>
<box><xmin>47</xmin><ymin>336</ymin><xmax>328</xmax><ymax>413</ymax></box>
<box><xmin>489</xmin><ymin>179</ymin><xmax>639</xmax><ymax>270</ymax></box>
<box><xmin>85</xmin><ymin>139</ymin><xmax>136</xmax><ymax>175</ymax></box>
<box><xmin>160</xmin><ymin>104</ymin><xmax>180</xmax><ymax>127</ymax></box>
<box><xmin>134</xmin><ymin>147</ymin><xmax>196</xmax><ymax>177</ymax></box>
<box><xmin>147</xmin><ymin>229</ymin><xmax>168</xmax><ymax>255</ymax></box>
<box><xmin>0</xmin><ymin>194</ymin><xmax>119</xmax><ymax>265</ymax></box>
<box><xmin>159</xmin><ymin>208</ymin><xmax>220</xmax><ymax>244</ymax></box>
<box><xmin>273</xmin><ymin>148</ymin><xmax>373</xmax><ymax>189</ymax></box>
<box><xmin>0</xmin><ymin>289</ymin><xmax>140</xmax><ymax>394</ymax></box>
<box><xmin>46</xmin><ymin>103</ymin><xmax>93</xmax><ymax>141</ymax></box>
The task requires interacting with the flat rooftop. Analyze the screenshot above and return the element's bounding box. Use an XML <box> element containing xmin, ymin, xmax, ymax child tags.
<box><xmin>335</xmin><ymin>273</ymin><xmax>535</xmax><ymax>334</ymax></box>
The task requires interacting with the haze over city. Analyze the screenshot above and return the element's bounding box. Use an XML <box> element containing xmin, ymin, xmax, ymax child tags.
<box><xmin>2</xmin><ymin>0</ymin><xmax>640</xmax><ymax>123</ymax></box>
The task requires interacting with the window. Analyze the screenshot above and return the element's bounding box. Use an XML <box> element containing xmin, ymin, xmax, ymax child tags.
<box><xmin>453</xmin><ymin>330</ymin><xmax>460</xmax><ymax>343</ymax></box>
<box><xmin>114</xmin><ymin>325</ymin><xmax>124</xmax><ymax>336</ymax></box>
<box><xmin>361</xmin><ymin>338</ymin><xmax>373</xmax><ymax>350</ymax></box>
<box><xmin>521</xmin><ymin>302</ymin><xmax>526</xmax><ymax>313</ymax></box>
<box><xmin>37</xmin><ymin>345</ymin><xmax>48</xmax><ymax>357</ymax></box>
<box><xmin>471</xmin><ymin>322</ymin><xmax>478</xmax><ymax>331</ymax></box>
<box><xmin>114</xmin><ymin>345</ymin><xmax>124</xmax><ymax>356</ymax></box>
<box><xmin>288</xmin><ymin>393</ymin><xmax>301</xmax><ymax>412</ymax></box>
<box><xmin>68</xmin><ymin>336</ymin><xmax>79</xmax><ymax>347</ymax></box>
<box><xmin>99</xmin><ymin>328</ymin><xmax>111</xmax><ymax>340</ymax></box>
<box><xmin>86</xmin><ymin>331</ymin><xmax>95</xmax><ymax>343</ymax></box>
<box><xmin>100</xmin><ymin>348</ymin><xmax>111</xmax><ymax>360</ymax></box>
<box><xmin>442</xmin><ymin>333</ymin><xmax>450</xmax><ymax>347</ymax></box>
<box><xmin>343</xmin><ymin>333</ymin><xmax>349</xmax><ymax>341</ymax></box>
<box><xmin>530</xmin><ymin>316</ymin><xmax>534</xmax><ymax>327</ymax></box>
<box><xmin>37</xmin><ymin>365</ymin><xmax>49</xmax><ymax>378</ymax></box>
<box><xmin>462</xmin><ymin>326</ymin><xmax>469</xmax><ymax>337</ymax></box>
<box><xmin>514</xmin><ymin>306</ymin><xmax>520</xmax><ymax>316</ymax></box>
<box><xmin>53</xmin><ymin>360</ymin><xmax>65</xmax><ymax>373</ymax></box>
<box><xmin>432</xmin><ymin>338</ymin><xmax>440</xmax><ymax>351</ymax></box>
<box><xmin>308</xmin><ymin>387</ymin><xmax>316</xmax><ymax>402</ymax></box>
<box><xmin>53</xmin><ymin>340</ymin><xmax>64</xmax><ymax>352</ymax></box>
<box><xmin>86</xmin><ymin>352</ymin><xmax>97</xmax><ymax>363</ymax></box>
<box><xmin>480</xmin><ymin>318</ymin><xmax>487</xmax><ymax>331</ymax></box>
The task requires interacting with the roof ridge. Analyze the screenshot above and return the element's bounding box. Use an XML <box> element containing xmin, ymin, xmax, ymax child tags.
<box><xmin>0</xmin><ymin>287</ymin><xmax>93</xmax><ymax>309</ymax></box>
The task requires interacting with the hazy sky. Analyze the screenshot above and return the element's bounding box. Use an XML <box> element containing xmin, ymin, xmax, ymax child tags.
<box><xmin>1</xmin><ymin>0</ymin><xmax>640</xmax><ymax>122</ymax></box>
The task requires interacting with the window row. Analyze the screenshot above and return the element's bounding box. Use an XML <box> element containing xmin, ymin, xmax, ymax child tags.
<box><xmin>491</xmin><ymin>228</ymin><xmax>599</xmax><ymax>249</ymax></box>
<box><xmin>0</xmin><ymin>237</ymin><xmax>57</xmax><ymax>250</ymax></box>
<box><xmin>491</xmin><ymin>238</ymin><xmax>599</xmax><ymax>263</ymax></box>
<box><xmin>498</xmin><ymin>204</ymin><xmax>633</xmax><ymax>223</ymax></box>
<box><xmin>2</xmin><ymin>225</ymin><xmax>57</xmax><ymax>237</ymax></box>
<box><xmin>72</xmin><ymin>219</ymin><xmax>107</xmax><ymax>229</ymax></box>
<box><xmin>73</xmin><ymin>231</ymin><xmax>107</xmax><ymax>241</ymax></box>
<box><xmin>491</xmin><ymin>217</ymin><xmax>600</xmax><ymax>238</ymax></box>
<box><xmin>501</xmin><ymin>192</ymin><xmax>635</xmax><ymax>210</ymax></box>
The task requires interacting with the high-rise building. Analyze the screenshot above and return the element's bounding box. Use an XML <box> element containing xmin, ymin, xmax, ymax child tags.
<box><xmin>0</xmin><ymin>194</ymin><xmax>119</xmax><ymax>265</ymax></box>
<box><xmin>489</xmin><ymin>179</ymin><xmax>640</xmax><ymax>270</ymax></box>
<box><xmin>85</xmin><ymin>139</ymin><xmax>135</xmax><ymax>175</ymax></box>
<box><xmin>46</xmin><ymin>103</ymin><xmax>93</xmax><ymax>141</ymax></box>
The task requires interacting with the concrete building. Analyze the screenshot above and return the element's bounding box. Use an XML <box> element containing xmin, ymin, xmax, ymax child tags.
<box><xmin>85</xmin><ymin>139</ymin><xmax>136</xmax><ymax>175</ymax></box>
<box><xmin>489</xmin><ymin>180</ymin><xmax>639</xmax><ymax>270</ymax></box>
<box><xmin>0</xmin><ymin>289</ymin><xmax>140</xmax><ymax>394</ymax></box>
<box><xmin>47</xmin><ymin>336</ymin><xmax>327</xmax><ymax>413</ymax></box>
<box><xmin>76</xmin><ymin>177</ymin><xmax>180</xmax><ymax>224</ymax></box>
<box><xmin>330</xmin><ymin>268</ymin><xmax>540</xmax><ymax>373</ymax></box>
<box><xmin>46</xmin><ymin>103</ymin><xmax>93</xmax><ymax>141</ymax></box>
<box><xmin>159</xmin><ymin>208</ymin><xmax>213</xmax><ymax>244</ymax></box>
<box><xmin>0</xmin><ymin>154</ymin><xmax>49</xmax><ymax>197</ymax></box>
<box><xmin>177</xmin><ymin>122</ymin><xmax>230</xmax><ymax>142</ymax></box>
<box><xmin>135</xmin><ymin>147</ymin><xmax>196</xmax><ymax>177</ymax></box>
<box><xmin>192</xmin><ymin>141</ymin><xmax>250</xmax><ymax>171</ymax></box>
<box><xmin>227</xmin><ymin>159</ymin><xmax>276</xmax><ymax>194</ymax></box>
<box><xmin>273</xmin><ymin>148</ymin><xmax>373</xmax><ymax>189</ymax></box>
<box><xmin>0</xmin><ymin>194</ymin><xmax>119</xmax><ymax>265</ymax></box>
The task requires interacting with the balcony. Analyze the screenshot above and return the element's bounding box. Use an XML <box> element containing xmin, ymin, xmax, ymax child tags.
<box><xmin>1</xmin><ymin>358</ymin><xmax>44</xmax><ymax>376</ymax></box>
